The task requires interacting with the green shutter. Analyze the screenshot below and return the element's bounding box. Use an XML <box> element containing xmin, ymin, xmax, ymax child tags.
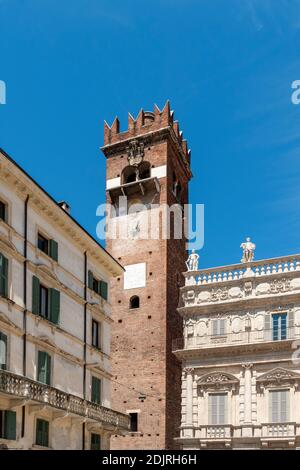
<box><xmin>5</xmin><ymin>410</ymin><xmax>16</xmax><ymax>440</ymax></box>
<box><xmin>36</xmin><ymin>419</ymin><xmax>49</xmax><ymax>447</ymax></box>
<box><xmin>32</xmin><ymin>276</ymin><xmax>40</xmax><ymax>315</ymax></box>
<box><xmin>38</xmin><ymin>351</ymin><xmax>51</xmax><ymax>385</ymax></box>
<box><xmin>88</xmin><ymin>270</ymin><xmax>94</xmax><ymax>290</ymax></box>
<box><xmin>100</xmin><ymin>281</ymin><xmax>108</xmax><ymax>301</ymax></box>
<box><xmin>50</xmin><ymin>288</ymin><xmax>60</xmax><ymax>324</ymax></box>
<box><xmin>92</xmin><ymin>377</ymin><xmax>101</xmax><ymax>404</ymax></box>
<box><xmin>0</xmin><ymin>253</ymin><xmax>8</xmax><ymax>298</ymax></box>
<box><xmin>49</xmin><ymin>240</ymin><xmax>58</xmax><ymax>262</ymax></box>
<box><xmin>0</xmin><ymin>332</ymin><xmax>7</xmax><ymax>370</ymax></box>
<box><xmin>91</xmin><ymin>433</ymin><xmax>101</xmax><ymax>450</ymax></box>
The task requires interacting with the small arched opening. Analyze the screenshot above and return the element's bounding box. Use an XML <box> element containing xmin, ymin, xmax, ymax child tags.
<box><xmin>130</xmin><ymin>295</ymin><xmax>140</xmax><ymax>309</ymax></box>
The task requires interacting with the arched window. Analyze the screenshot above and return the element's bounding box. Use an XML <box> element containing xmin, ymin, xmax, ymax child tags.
<box><xmin>138</xmin><ymin>162</ymin><xmax>151</xmax><ymax>180</ymax></box>
<box><xmin>122</xmin><ymin>166</ymin><xmax>137</xmax><ymax>184</ymax></box>
<box><xmin>130</xmin><ymin>296</ymin><xmax>140</xmax><ymax>309</ymax></box>
<box><xmin>122</xmin><ymin>162</ymin><xmax>151</xmax><ymax>185</ymax></box>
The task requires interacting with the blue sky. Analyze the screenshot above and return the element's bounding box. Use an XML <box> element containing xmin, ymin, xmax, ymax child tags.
<box><xmin>1</xmin><ymin>0</ymin><xmax>300</xmax><ymax>268</ymax></box>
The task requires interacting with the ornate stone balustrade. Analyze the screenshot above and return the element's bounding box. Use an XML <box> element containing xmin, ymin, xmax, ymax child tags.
<box><xmin>0</xmin><ymin>370</ymin><xmax>130</xmax><ymax>431</ymax></box>
<box><xmin>261</xmin><ymin>423</ymin><xmax>296</xmax><ymax>438</ymax></box>
<box><xmin>180</xmin><ymin>423</ymin><xmax>298</xmax><ymax>443</ymax></box>
<box><xmin>184</xmin><ymin>255</ymin><xmax>300</xmax><ymax>286</ymax></box>
<box><xmin>173</xmin><ymin>326</ymin><xmax>298</xmax><ymax>352</ymax></box>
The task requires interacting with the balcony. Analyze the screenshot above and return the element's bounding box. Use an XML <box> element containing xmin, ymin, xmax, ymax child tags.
<box><xmin>261</xmin><ymin>422</ymin><xmax>296</xmax><ymax>440</ymax></box>
<box><xmin>107</xmin><ymin>176</ymin><xmax>160</xmax><ymax>203</ymax></box>
<box><xmin>184</xmin><ymin>254</ymin><xmax>300</xmax><ymax>286</ymax></box>
<box><xmin>0</xmin><ymin>370</ymin><xmax>130</xmax><ymax>432</ymax></box>
<box><xmin>179</xmin><ymin>423</ymin><xmax>299</xmax><ymax>448</ymax></box>
<box><xmin>173</xmin><ymin>326</ymin><xmax>298</xmax><ymax>353</ymax></box>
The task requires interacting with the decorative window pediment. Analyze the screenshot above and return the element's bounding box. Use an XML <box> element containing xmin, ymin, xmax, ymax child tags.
<box><xmin>0</xmin><ymin>235</ymin><xmax>23</xmax><ymax>262</ymax></box>
<box><xmin>197</xmin><ymin>371</ymin><xmax>239</xmax><ymax>393</ymax></box>
<box><xmin>256</xmin><ymin>367</ymin><xmax>300</xmax><ymax>389</ymax></box>
<box><xmin>36</xmin><ymin>264</ymin><xmax>60</xmax><ymax>284</ymax></box>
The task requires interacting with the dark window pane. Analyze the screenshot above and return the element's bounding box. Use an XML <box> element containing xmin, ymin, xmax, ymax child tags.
<box><xmin>92</xmin><ymin>278</ymin><xmax>100</xmax><ymax>294</ymax></box>
<box><xmin>129</xmin><ymin>413</ymin><xmax>138</xmax><ymax>432</ymax></box>
<box><xmin>91</xmin><ymin>433</ymin><xmax>101</xmax><ymax>450</ymax></box>
<box><xmin>36</xmin><ymin>419</ymin><xmax>49</xmax><ymax>447</ymax></box>
<box><xmin>37</xmin><ymin>351</ymin><xmax>51</xmax><ymax>385</ymax></box>
<box><xmin>38</xmin><ymin>234</ymin><xmax>49</xmax><ymax>255</ymax></box>
<box><xmin>0</xmin><ymin>410</ymin><xmax>16</xmax><ymax>440</ymax></box>
<box><xmin>91</xmin><ymin>377</ymin><xmax>101</xmax><ymax>404</ymax></box>
<box><xmin>40</xmin><ymin>286</ymin><xmax>49</xmax><ymax>318</ymax></box>
<box><xmin>0</xmin><ymin>411</ymin><xmax>4</xmax><ymax>438</ymax></box>
<box><xmin>0</xmin><ymin>332</ymin><xmax>7</xmax><ymax>370</ymax></box>
<box><xmin>92</xmin><ymin>320</ymin><xmax>99</xmax><ymax>348</ymax></box>
<box><xmin>0</xmin><ymin>202</ymin><xmax>6</xmax><ymax>222</ymax></box>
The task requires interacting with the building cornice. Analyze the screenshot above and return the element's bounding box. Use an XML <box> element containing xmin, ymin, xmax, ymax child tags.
<box><xmin>101</xmin><ymin>126</ymin><xmax>192</xmax><ymax>180</ymax></box>
<box><xmin>0</xmin><ymin>148</ymin><xmax>124</xmax><ymax>277</ymax></box>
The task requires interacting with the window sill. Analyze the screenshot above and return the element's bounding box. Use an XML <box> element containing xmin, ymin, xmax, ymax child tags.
<box><xmin>0</xmin><ymin>295</ymin><xmax>15</xmax><ymax>306</ymax></box>
<box><xmin>33</xmin><ymin>313</ymin><xmax>58</xmax><ymax>328</ymax></box>
<box><xmin>31</xmin><ymin>444</ymin><xmax>52</xmax><ymax>450</ymax></box>
<box><xmin>37</xmin><ymin>248</ymin><xmax>57</xmax><ymax>265</ymax></box>
<box><xmin>88</xmin><ymin>288</ymin><xmax>107</xmax><ymax>304</ymax></box>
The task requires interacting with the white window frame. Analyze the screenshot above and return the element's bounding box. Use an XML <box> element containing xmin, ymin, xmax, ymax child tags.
<box><xmin>269</xmin><ymin>388</ymin><xmax>290</xmax><ymax>423</ymax></box>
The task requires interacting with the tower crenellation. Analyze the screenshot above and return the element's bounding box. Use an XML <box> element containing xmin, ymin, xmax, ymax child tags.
<box><xmin>103</xmin><ymin>101</ymin><xmax>191</xmax><ymax>165</ymax></box>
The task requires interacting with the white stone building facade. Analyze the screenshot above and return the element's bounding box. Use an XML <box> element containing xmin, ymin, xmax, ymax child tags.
<box><xmin>174</xmin><ymin>248</ymin><xmax>300</xmax><ymax>449</ymax></box>
<box><xmin>0</xmin><ymin>148</ymin><xmax>129</xmax><ymax>449</ymax></box>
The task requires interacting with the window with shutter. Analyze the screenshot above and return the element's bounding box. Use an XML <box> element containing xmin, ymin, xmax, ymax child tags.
<box><xmin>272</xmin><ymin>313</ymin><xmax>287</xmax><ymax>341</ymax></box>
<box><xmin>91</xmin><ymin>433</ymin><xmax>101</xmax><ymax>450</ymax></box>
<box><xmin>0</xmin><ymin>410</ymin><xmax>16</xmax><ymax>440</ymax></box>
<box><xmin>92</xmin><ymin>320</ymin><xmax>100</xmax><ymax>349</ymax></box>
<box><xmin>4</xmin><ymin>410</ymin><xmax>16</xmax><ymax>440</ymax></box>
<box><xmin>0</xmin><ymin>332</ymin><xmax>7</xmax><ymax>370</ymax></box>
<box><xmin>32</xmin><ymin>276</ymin><xmax>40</xmax><ymax>315</ymax></box>
<box><xmin>0</xmin><ymin>253</ymin><xmax>8</xmax><ymax>298</ymax></box>
<box><xmin>37</xmin><ymin>351</ymin><xmax>51</xmax><ymax>385</ymax></box>
<box><xmin>288</xmin><ymin>311</ymin><xmax>294</xmax><ymax>339</ymax></box>
<box><xmin>209</xmin><ymin>393</ymin><xmax>227</xmax><ymax>425</ymax></box>
<box><xmin>100</xmin><ymin>281</ymin><xmax>108</xmax><ymax>300</ymax></box>
<box><xmin>40</xmin><ymin>285</ymin><xmax>49</xmax><ymax>319</ymax></box>
<box><xmin>270</xmin><ymin>389</ymin><xmax>289</xmax><ymax>423</ymax></box>
<box><xmin>0</xmin><ymin>201</ymin><xmax>7</xmax><ymax>222</ymax></box>
<box><xmin>50</xmin><ymin>288</ymin><xmax>60</xmax><ymax>324</ymax></box>
<box><xmin>88</xmin><ymin>270</ymin><xmax>94</xmax><ymax>290</ymax></box>
<box><xmin>212</xmin><ymin>319</ymin><xmax>226</xmax><ymax>336</ymax></box>
<box><xmin>38</xmin><ymin>233</ymin><xmax>49</xmax><ymax>255</ymax></box>
<box><xmin>49</xmin><ymin>239</ymin><xmax>58</xmax><ymax>262</ymax></box>
<box><xmin>91</xmin><ymin>376</ymin><xmax>101</xmax><ymax>404</ymax></box>
<box><xmin>264</xmin><ymin>313</ymin><xmax>271</xmax><ymax>340</ymax></box>
<box><xmin>36</xmin><ymin>418</ymin><xmax>49</xmax><ymax>447</ymax></box>
<box><xmin>88</xmin><ymin>271</ymin><xmax>108</xmax><ymax>301</ymax></box>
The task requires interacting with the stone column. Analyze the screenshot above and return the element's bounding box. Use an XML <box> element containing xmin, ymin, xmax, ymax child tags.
<box><xmin>181</xmin><ymin>367</ymin><xmax>195</xmax><ymax>439</ymax></box>
<box><xmin>185</xmin><ymin>368</ymin><xmax>194</xmax><ymax>425</ymax></box>
<box><xmin>243</xmin><ymin>363</ymin><xmax>253</xmax><ymax>424</ymax></box>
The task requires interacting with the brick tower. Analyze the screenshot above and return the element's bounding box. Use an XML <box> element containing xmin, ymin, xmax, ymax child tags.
<box><xmin>101</xmin><ymin>102</ymin><xmax>192</xmax><ymax>450</ymax></box>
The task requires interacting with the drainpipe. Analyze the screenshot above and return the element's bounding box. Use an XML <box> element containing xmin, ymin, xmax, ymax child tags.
<box><xmin>82</xmin><ymin>251</ymin><xmax>87</xmax><ymax>450</ymax></box>
<box><xmin>21</xmin><ymin>195</ymin><xmax>29</xmax><ymax>437</ymax></box>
